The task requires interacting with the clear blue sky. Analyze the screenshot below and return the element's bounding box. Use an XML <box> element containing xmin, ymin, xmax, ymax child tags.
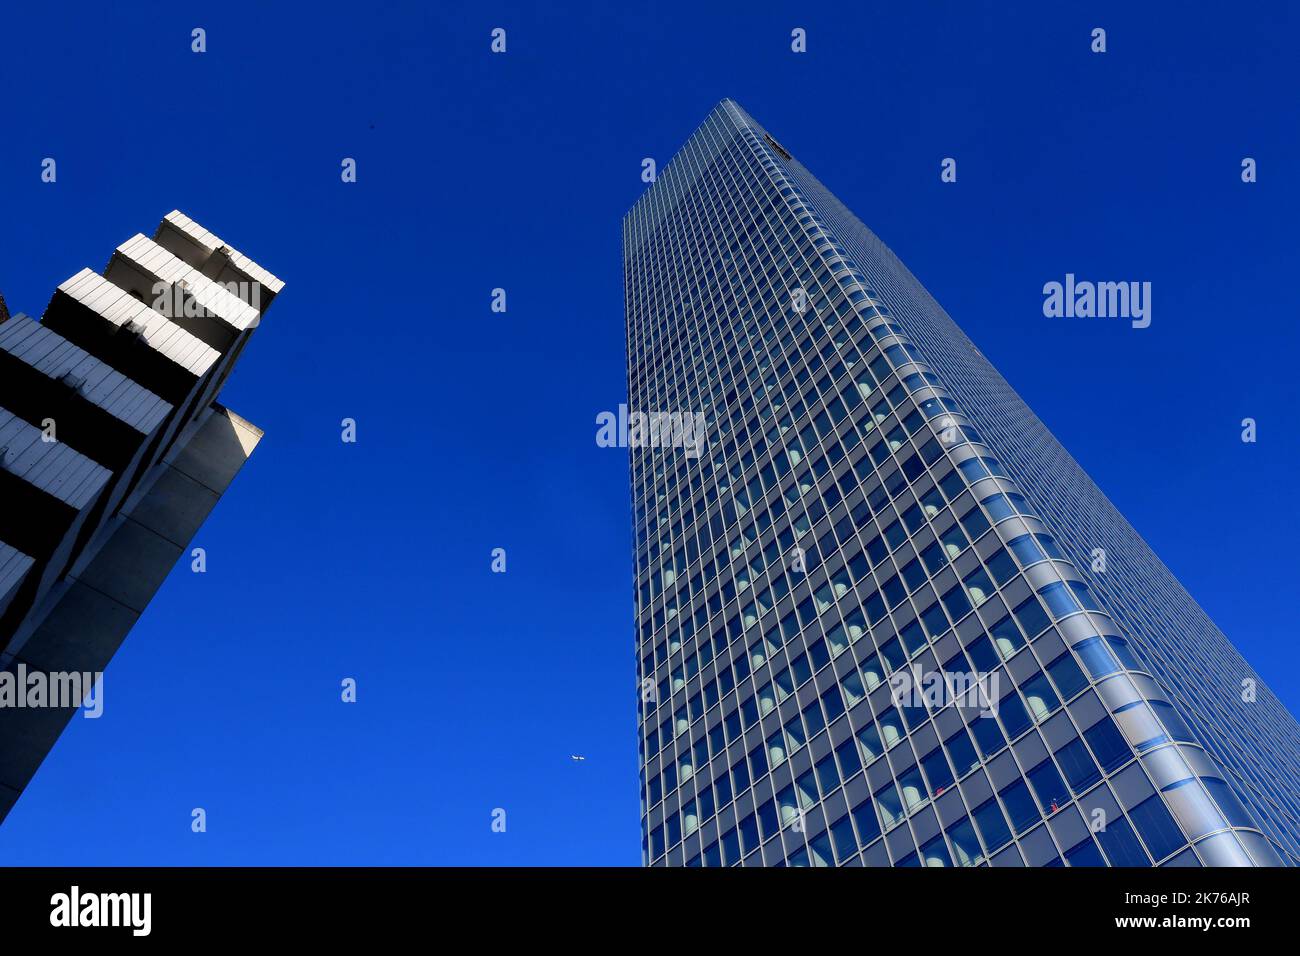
<box><xmin>0</xmin><ymin>1</ymin><xmax>1296</xmax><ymax>864</ymax></box>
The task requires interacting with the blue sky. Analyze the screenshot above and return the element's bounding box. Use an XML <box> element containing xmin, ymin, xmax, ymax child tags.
<box><xmin>0</xmin><ymin>1</ymin><xmax>1296</xmax><ymax>864</ymax></box>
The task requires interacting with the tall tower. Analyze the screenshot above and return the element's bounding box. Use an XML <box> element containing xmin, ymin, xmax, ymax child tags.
<box><xmin>0</xmin><ymin>212</ymin><xmax>281</xmax><ymax>823</ymax></box>
<box><xmin>624</xmin><ymin>100</ymin><xmax>1298</xmax><ymax>867</ymax></box>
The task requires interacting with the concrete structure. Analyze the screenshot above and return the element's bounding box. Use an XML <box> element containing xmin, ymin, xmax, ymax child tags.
<box><xmin>626</xmin><ymin>100</ymin><xmax>1300</xmax><ymax>867</ymax></box>
<box><xmin>0</xmin><ymin>212</ymin><xmax>280</xmax><ymax>823</ymax></box>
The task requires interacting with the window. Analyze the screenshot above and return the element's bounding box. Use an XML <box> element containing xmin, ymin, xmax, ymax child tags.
<box><xmin>821</xmin><ymin>684</ymin><xmax>846</xmax><ymax>721</ymax></box>
<box><xmin>724</xmin><ymin>709</ymin><xmax>742</xmax><ymax>741</ymax></box>
<box><xmin>981</xmin><ymin>493</ymin><xmax>1016</xmax><ymax>522</ymax></box>
<box><xmin>1021</xmin><ymin>671</ymin><xmax>1060</xmax><ymax>721</ymax></box>
<box><xmin>882</xmin><ymin>574</ymin><xmax>906</xmax><ymax>607</ymax></box>
<box><xmin>920</xmin><ymin>748</ymin><xmax>955</xmax><ymax>797</ymax></box>
<box><xmin>921</xmin><ymin>602</ymin><xmax>949</xmax><ymax>638</ymax></box>
<box><xmin>731</xmin><ymin>757</ymin><xmax>750</xmax><ymax>794</ymax></box>
<box><xmin>777</xmin><ymin>785</ymin><xmax>800</xmax><ymax>827</ymax></box>
<box><xmin>945</xmin><ymin>729</ymin><xmax>980</xmax><ymax>777</ymax></box>
<box><xmin>1074</xmin><ymin>636</ymin><xmax>1120</xmax><ymax>677</ymax></box>
<box><xmin>940</xmin><ymin>522</ymin><xmax>968</xmax><ymax>558</ymax></box>
<box><xmin>940</xmin><ymin>585</ymin><xmax>972</xmax><ymax>622</ymax></box>
<box><xmin>1065</xmin><ymin>838</ymin><xmax>1106</xmax><ymax>867</ymax></box>
<box><xmin>1084</xmin><ymin>716</ymin><xmax>1131</xmax><ymax>773</ymax></box>
<box><xmin>920</xmin><ymin>541</ymin><xmax>947</xmax><ymax>573</ymax></box>
<box><xmin>998</xmin><ymin>690</ymin><xmax>1032</xmax><ymax>739</ymax></box>
<box><xmin>989</xmin><ymin>615</ymin><xmax>1024</xmax><ymax>659</ymax></box>
<box><xmin>1012</xmin><ymin>596</ymin><xmax>1051</xmax><ymax>638</ymax></box>
<box><xmin>1038</xmin><ymin>581</ymin><xmax>1081</xmax><ymax>618</ymax></box>
<box><xmin>714</xmin><ymin>770</ymin><xmax>733</xmax><ymax>807</ymax></box>
<box><xmin>842</xmin><ymin>669</ymin><xmax>867</xmax><ymax>706</ymax></box>
<box><xmin>682</xmin><ymin>800</ymin><xmax>699</xmax><ymax>836</ymax></box>
<box><xmin>815</xmin><ymin>753</ymin><xmax>840</xmax><ymax>794</ymax></box>
<box><xmin>920</xmin><ymin>834</ymin><xmax>951</xmax><ymax>867</ymax></box>
<box><xmin>898</xmin><ymin>766</ymin><xmax>927</xmax><ymax>811</ymax></box>
<box><xmin>795</xmin><ymin>770</ymin><xmax>818</xmax><ymax>809</ymax></box>
<box><xmin>999</xmin><ymin>780</ymin><xmax>1039</xmax><ymax>833</ymax></box>
<box><xmin>859</xmin><ymin>653</ymin><xmax>885</xmax><ymax>690</ymax></box>
<box><xmin>959</xmin><ymin>504</ymin><xmax>991</xmax><ymax>540</ymax></box>
<box><xmin>1151</xmin><ymin>700</ymin><xmax>1196</xmax><ymax>743</ymax></box>
<box><xmin>857</xmin><ymin>721</ymin><xmax>883</xmax><ymax>762</ymax></box>
<box><xmin>946</xmin><ymin>817</ymin><xmax>981</xmax><ymax>866</ymax></box>
<box><xmin>875</xmin><ymin>782</ymin><xmax>905</xmax><ymax>829</ymax></box>
<box><xmin>699</xmin><ymin>786</ymin><xmax>715</xmax><ymax>821</ymax></box>
<box><xmin>739</xmin><ymin>814</ymin><xmax>761</xmax><ymax>855</ymax></box>
<box><xmin>784</xmin><ymin>713</ymin><xmax>807</xmax><ymax>749</ymax></box>
<box><xmin>1027</xmin><ymin>759</ymin><xmax>1070</xmax><ymax>813</ymax></box>
<box><xmin>830</xmin><ymin>814</ymin><xmax>857</xmax><ymax>862</ymax></box>
<box><xmin>667</xmin><ymin>813</ymin><xmax>681</xmax><ymax>846</ymax></box>
<box><xmin>802</xmin><ymin>699</ymin><xmax>825</xmax><ymax>736</ymax></box>
<box><xmin>1055</xmin><ymin>737</ymin><xmax>1101</xmax><ymax>792</ymax></box>
<box><xmin>1047</xmin><ymin>652</ymin><xmax>1088</xmax><ymax>700</ymax></box>
<box><xmin>835</xmin><ymin>737</ymin><xmax>863</xmax><ymax>779</ymax></box>
<box><xmin>972</xmin><ymin>798</ymin><xmax>1011</xmax><ymax>852</ymax></box>
<box><xmin>971</xmin><ymin>713</ymin><xmax>1006</xmax><ymax>757</ymax></box>
<box><xmin>851</xmin><ymin>798</ymin><xmax>881</xmax><ymax>844</ymax></box>
<box><xmin>963</xmin><ymin>566</ymin><xmax>995</xmax><ymax>605</ymax></box>
<box><xmin>938</xmin><ymin>468</ymin><xmax>964</xmax><ymax>500</ymax></box>
<box><xmin>1008</xmin><ymin>533</ymin><xmax>1045</xmax><ymax>566</ymax></box>
<box><xmin>985</xmin><ymin>547</ymin><xmax>1017</xmax><ymax>585</ymax></box>
<box><xmin>1068</xmin><ymin>581</ymin><xmax>1102</xmax><ymax>611</ymax></box>
<box><xmin>899</xmin><ymin>696</ymin><xmax>928</xmax><ymax>731</ymax></box>
<box><xmin>966</xmin><ymin>634</ymin><xmax>999</xmax><ymax>671</ymax></box>
<box><xmin>808</xmin><ymin>637</ymin><xmax>831</xmax><ymax>670</ymax></box>
<box><xmin>791</xmin><ymin>652</ymin><xmax>813</xmax><ymax>685</ymax></box>
<box><xmin>898</xmin><ymin>620</ymin><xmax>927</xmax><ymax>655</ymax></box>
<box><xmin>1127</xmin><ymin>795</ymin><xmax>1186</xmax><ymax>862</ymax></box>
<box><xmin>1094</xmin><ymin>816</ymin><xmax>1146</xmax><ymax>866</ymax></box>
<box><xmin>878</xmin><ymin>707</ymin><xmax>905</xmax><ymax>748</ymax></box>
<box><xmin>1204</xmin><ymin>778</ymin><xmax>1255</xmax><ymax>829</ymax></box>
<box><xmin>1107</xmin><ymin>635</ymin><xmax>1143</xmax><ymax>671</ymax></box>
<box><xmin>809</xmin><ymin>832</ymin><xmax>834</xmax><ymax>867</ymax></box>
<box><xmin>874</xmin><ymin>639</ymin><xmax>903</xmax><ymax>673</ymax></box>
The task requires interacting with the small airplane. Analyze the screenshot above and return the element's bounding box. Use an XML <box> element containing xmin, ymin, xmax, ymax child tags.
<box><xmin>570</xmin><ymin>755</ymin><xmax>586</xmax><ymax>762</ymax></box>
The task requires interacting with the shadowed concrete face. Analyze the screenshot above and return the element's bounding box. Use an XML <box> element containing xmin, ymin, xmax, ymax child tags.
<box><xmin>0</xmin><ymin>406</ymin><xmax>261</xmax><ymax>823</ymax></box>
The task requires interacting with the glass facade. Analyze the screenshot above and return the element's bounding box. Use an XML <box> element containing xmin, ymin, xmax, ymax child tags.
<box><xmin>624</xmin><ymin>99</ymin><xmax>1300</xmax><ymax>867</ymax></box>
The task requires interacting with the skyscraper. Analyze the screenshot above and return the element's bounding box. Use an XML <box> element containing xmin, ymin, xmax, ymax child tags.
<box><xmin>0</xmin><ymin>211</ymin><xmax>280</xmax><ymax>823</ymax></box>
<box><xmin>624</xmin><ymin>100</ymin><xmax>1300</xmax><ymax>867</ymax></box>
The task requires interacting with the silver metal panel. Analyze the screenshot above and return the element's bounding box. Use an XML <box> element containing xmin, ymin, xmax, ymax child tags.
<box><xmin>0</xmin><ymin>314</ymin><xmax>171</xmax><ymax>434</ymax></box>
<box><xmin>0</xmin><ymin>409</ymin><xmax>111</xmax><ymax>509</ymax></box>
<box><xmin>0</xmin><ymin>541</ymin><xmax>34</xmax><ymax>606</ymax></box>
<box><xmin>157</xmin><ymin>210</ymin><xmax>285</xmax><ymax>294</ymax></box>
<box><xmin>55</xmin><ymin>269</ymin><xmax>220</xmax><ymax>377</ymax></box>
<box><xmin>110</xmin><ymin>234</ymin><xmax>261</xmax><ymax>332</ymax></box>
